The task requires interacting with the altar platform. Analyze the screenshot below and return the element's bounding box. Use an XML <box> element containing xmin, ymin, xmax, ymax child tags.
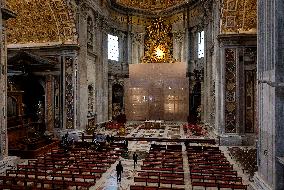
<box><xmin>143</xmin><ymin>120</ymin><xmax>163</xmax><ymax>129</ymax></box>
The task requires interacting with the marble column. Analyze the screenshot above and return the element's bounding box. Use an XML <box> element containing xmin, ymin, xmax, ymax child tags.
<box><xmin>252</xmin><ymin>0</ymin><xmax>284</xmax><ymax>189</ymax></box>
<box><xmin>108</xmin><ymin>78</ymin><xmax>113</xmax><ymax>120</ymax></box>
<box><xmin>45</xmin><ymin>75</ymin><xmax>54</xmax><ymax>132</ymax></box>
<box><xmin>63</xmin><ymin>54</ymin><xmax>78</xmax><ymax>129</ymax></box>
<box><xmin>77</xmin><ymin>4</ymin><xmax>88</xmax><ymax>130</ymax></box>
<box><xmin>0</xmin><ymin>1</ymin><xmax>18</xmax><ymax>167</ymax></box>
<box><xmin>102</xmin><ymin>31</ymin><xmax>109</xmax><ymax>122</ymax></box>
<box><xmin>217</xmin><ymin>34</ymin><xmax>256</xmax><ymax>146</ymax></box>
<box><xmin>0</xmin><ymin>1</ymin><xmax>8</xmax><ymax>159</ymax></box>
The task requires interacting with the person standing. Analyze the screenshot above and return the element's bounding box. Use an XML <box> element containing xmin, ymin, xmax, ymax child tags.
<box><xmin>133</xmin><ymin>152</ymin><xmax>138</xmax><ymax>169</ymax></box>
<box><xmin>116</xmin><ymin>161</ymin><xmax>123</xmax><ymax>182</ymax></box>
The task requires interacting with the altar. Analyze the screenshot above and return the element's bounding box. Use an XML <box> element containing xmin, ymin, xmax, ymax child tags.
<box><xmin>144</xmin><ymin>120</ymin><xmax>163</xmax><ymax>128</ymax></box>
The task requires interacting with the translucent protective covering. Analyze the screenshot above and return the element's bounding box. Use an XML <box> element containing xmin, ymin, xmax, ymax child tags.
<box><xmin>125</xmin><ymin>62</ymin><xmax>189</xmax><ymax>121</ymax></box>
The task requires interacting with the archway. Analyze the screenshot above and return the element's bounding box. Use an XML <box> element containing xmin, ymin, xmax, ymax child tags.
<box><xmin>112</xmin><ymin>84</ymin><xmax>124</xmax><ymax>120</ymax></box>
<box><xmin>11</xmin><ymin>74</ymin><xmax>45</xmax><ymax>122</ymax></box>
<box><xmin>189</xmin><ymin>81</ymin><xmax>201</xmax><ymax>124</ymax></box>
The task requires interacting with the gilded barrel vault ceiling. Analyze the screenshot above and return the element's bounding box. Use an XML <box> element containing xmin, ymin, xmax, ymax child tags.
<box><xmin>115</xmin><ymin>0</ymin><xmax>187</xmax><ymax>11</ymax></box>
<box><xmin>110</xmin><ymin>0</ymin><xmax>193</xmax><ymax>15</ymax></box>
<box><xmin>6</xmin><ymin>0</ymin><xmax>77</xmax><ymax>45</ymax></box>
<box><xmin>221</xmin><ymin>0</ymin><xmax>257</xmax><ymax>34</ymax></box>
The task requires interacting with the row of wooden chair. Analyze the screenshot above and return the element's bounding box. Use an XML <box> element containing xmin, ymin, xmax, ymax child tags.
<box><xmin>187</xmin><ymin>145</ymin><xmax>248</xmax><ymax>190</ymax></box>
<box><xmin>130</xmin><ymin>185</ymin><xmax>185</xmax><ymax>190</ymax></box>
<box><xmin>134</xmin><ymin>144</ymin><xmax>185</xmax><ymax>189</ymax></box>
<box><xmin>0</xmin><ymin>142</ymin><xmax>124</xmax><ymax>189</ymax></box>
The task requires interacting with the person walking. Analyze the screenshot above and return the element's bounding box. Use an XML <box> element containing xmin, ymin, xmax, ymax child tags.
<box><xmin>116</xmin><ymin>161</ymin><xmax>123</xmax><ymax>182</ymax></box>
<box><xmin>133</xmin><ymin>152</ymin><xmax>138</xmax><ymax>169</ymax></box>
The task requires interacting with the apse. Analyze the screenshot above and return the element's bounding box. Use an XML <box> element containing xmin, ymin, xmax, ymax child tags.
<box><xmin>125</xmin><ymin>62</ymin><xmax>189</xmax><ymax>121</ymax></box>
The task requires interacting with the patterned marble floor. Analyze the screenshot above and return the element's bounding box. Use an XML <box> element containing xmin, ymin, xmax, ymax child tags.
<box><xmin>2</xmin><ymin>122</ymin><xmax>252</xmax><ymax>190</ymax></box>
<box><xmin>90</xmin><ymin>122</ymin><xmax>221</xmax><ymax>190</ymax></box>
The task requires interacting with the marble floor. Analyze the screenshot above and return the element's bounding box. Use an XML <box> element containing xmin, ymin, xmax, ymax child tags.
<box><xmin>1</xmin><ymin>122</ymin><xmax>254</xmax><ymax>190</ymax></box>
<box><xmin>89</xmin><ymin>122</ymin><xmax>252</xmax><ymax>190</ymax></box>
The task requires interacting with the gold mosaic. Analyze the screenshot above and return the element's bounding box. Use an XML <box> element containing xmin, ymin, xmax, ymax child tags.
<box><xmin>221</xmin><ymin>0</ymin><xmax>257</xmax><ymax>34</ymax></box>
<box><xmin>115</xmin><ymin>0</ymin><xmax>187</xmax><ymax>11</ymax></box>
<box><xmin>6</xmin><ymin>0</ymin><xmax>77</xmax><ymax>44</ymax></box>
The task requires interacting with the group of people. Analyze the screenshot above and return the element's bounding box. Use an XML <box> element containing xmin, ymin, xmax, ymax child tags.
<box><xmin>116</xmin><ymin>152</ymin><xmax>138</xmax><ymax>182</ymax></box>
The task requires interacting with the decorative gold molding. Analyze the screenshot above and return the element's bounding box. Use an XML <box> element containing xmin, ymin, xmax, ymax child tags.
<box><xmin>221</xmin><ymin>0</ymin><xmax>256</xmax><ymax>34</ymax></box>
<box><xmin>6</xmin><ymin>0</ymin><xmax>77</xmax><ymax>44</ymax></box>
<box><xmin>115</xmin><ymin>0</ymin><xmax>186</xmax><ymax>11</ymax></box>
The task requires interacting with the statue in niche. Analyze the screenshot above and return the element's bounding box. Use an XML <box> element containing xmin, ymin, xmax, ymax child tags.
<box><xmin>87</xmin><ymin>17</ymin><xmax>94</xmax><ymax>47</ymax></box>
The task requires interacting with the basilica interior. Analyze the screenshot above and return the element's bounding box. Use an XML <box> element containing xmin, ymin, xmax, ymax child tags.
<box><xmin>0</xmin><ymin>0</ymin><xmax>283</xmax><ymax>189</ymax></box>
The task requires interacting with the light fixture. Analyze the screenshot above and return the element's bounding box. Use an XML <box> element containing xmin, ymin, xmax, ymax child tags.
<box><xmin>155</xmin><ymin>46</ymin><xmax>165</xmax><ymax>59</ymax></box>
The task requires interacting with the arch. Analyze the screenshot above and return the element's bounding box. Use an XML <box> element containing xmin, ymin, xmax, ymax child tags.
<box><xmin>7</xmin><ymin>96</ymin><xmax>18</xmax><ymax>117</ymax></box>
<box><xmin>11</xmin><ymin>74</ymin><xmax>45</xmax><ymax>121</ymax></box>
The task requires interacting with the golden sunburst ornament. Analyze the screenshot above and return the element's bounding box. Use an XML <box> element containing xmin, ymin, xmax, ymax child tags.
<box><xmin>155</xmin><ymin>46</ymin><xmax>165</xmax><ymax>59</ymax></box>
<box><xmin>142</xmin><ymin>18</ymin><xmax>175</xmax><ymax>63</ymax></box>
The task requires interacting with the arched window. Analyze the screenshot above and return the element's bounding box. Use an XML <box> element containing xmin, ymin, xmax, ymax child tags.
<box><xmin>198</xmin><ymin>31</ymin><xmax>204</xmax><ymax>58</ymax></box>
<box><xmin>108</xmin><ymin>34</ymin><xmax>119</xmax><ymax>61</ymax></box>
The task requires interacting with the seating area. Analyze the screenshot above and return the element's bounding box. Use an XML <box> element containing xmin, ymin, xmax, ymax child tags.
<box><xmin>0</xmin><ymin>123</ymin><xmax>255</xmax><ymax>190</ymax></box>
<box><xmin>131</xmin><ymin>144</ymin><xmax>185</xmax><ymax>190</ymax></box>
<box><xmin>0</xmin><ymin>142</ymin><xmax>123</xmax><ymax>189</ymax></box>
<box><xmin>187</xmin><ymin>145</ymin><xmax>248</xmax><ymax>190</ymax></box>
<box><xmin>228</xmin><ymin>147</ymin><xmax>257</xmax><ymax>178</ymax></box>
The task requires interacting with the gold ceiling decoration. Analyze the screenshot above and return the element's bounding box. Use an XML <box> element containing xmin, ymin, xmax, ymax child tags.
<box><xmin>115</xmin><ymin>0</ymin><xmax>186</xmax><ymax>11</ymax></box>
<box><xmin>142</xmin><ymin>18</ymin><xmax>175</xmax><ymax>63</ymax></box>
<box><xmin>6</xmin><ymin>0</ymin><xmax>77</xmax><ymax>45</ymax></box>
<box><xmin>221</xmin><ymin>0</ymin><xmax>257</xmax><ymax>34</ymax></box>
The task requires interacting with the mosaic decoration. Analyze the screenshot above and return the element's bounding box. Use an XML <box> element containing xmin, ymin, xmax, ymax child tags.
<box><xmin>210</xmin><ymin>82</ymin><xmax>216</xmax><ymax>123</ymax></box>
<box><xmin>225</xmin><ymin>48</ymin><xmax>237</xmax><ymax>133</ymax></box>
<box><xmin>87</xmin><ymin>16</ymin><xmax>94</xmax><ymax>48</ymax></box>
<box><xmin>54</xmin><ymin>77</ymin><xmax>60</xmax><ymax>128</ymax></box>
<box><xmin>109</xmin><ymin>12</ymin><xmax>186</xmax><ymax>27</ymax></box>
<box><xmin>65</xmin><ymin>57</ymin><xmax>74</xmax><ymax>129</ymax></box>
<box><xmin>245</xmin><ymin>70</ymin><xmax>255</xmax><ymax>133</ymax></box>
<box><xmin>114</xmin><ymin>0</ymin><xmax>187</xmax><ymax>11</ymax></box>
<box><xmin>142</xmin><ymin>18</ymin><xmax>174</xmax><ymax>63</ymax></box>
<box><xmin>112</xmin><ymin>84</ymin><xmax>124</xmax><ymax>118</ymax></box>
<box><xmin>221</xmin><ymin>0</ymin><xmax>257</xmax><ymax>34</ymax></box>
<box><xmin>244</xmin><ymin>47</ymin><xmax>257</xmax><ymax>133</ymax></box>
<box><xmin>6</xmin><ymin>0</ymin><xmax>77</xmax><ymax>44</ymax></box>
<box><xmin>88</xmin><ymin>85</ymin><xmax>94</xmax><ymax>113</ymax></box>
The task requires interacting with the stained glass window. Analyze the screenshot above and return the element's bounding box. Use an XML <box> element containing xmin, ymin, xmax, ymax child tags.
<box><xmin>108</xmin><ymin>34</ymin><xmax>119</xmax><ymax>61</ymax></box>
